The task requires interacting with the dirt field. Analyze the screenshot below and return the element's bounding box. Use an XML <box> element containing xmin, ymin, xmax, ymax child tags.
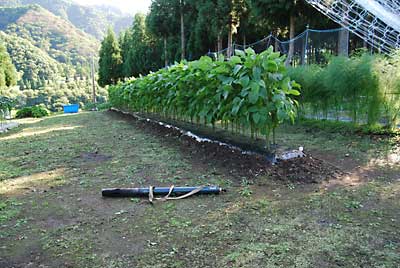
<box><xmin>1</xmin><ymin>111</ymin><xmax>399</xmax><ymax>268</ymax></box>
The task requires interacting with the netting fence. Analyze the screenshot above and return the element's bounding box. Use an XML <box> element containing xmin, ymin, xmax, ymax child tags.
<box><xmin>208</xmin><ymin>27</ymin><xmax>369</xmax><ymax>65</ymax></box>
<box><xmin>305</xmin><ymin>0</ymin><xmax>400</xmax><ymax>54</ymax></box>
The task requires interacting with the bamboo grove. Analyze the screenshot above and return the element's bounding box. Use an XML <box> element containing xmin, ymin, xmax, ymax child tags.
<box><xmin>109</xmin><ymin>47</ymin><xmax>300</xmax><ymax>148</ymax></box>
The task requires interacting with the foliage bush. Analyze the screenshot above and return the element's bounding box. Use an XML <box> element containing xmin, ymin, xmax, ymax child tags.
<box><xmin>109</xmin><ymin>47</ymin><xmax>300</xmax><ymax>148</ymax></box>
<box><xmin>288</xmin><ymin>52</ymin><xmax>400</xmax><ymax>129</ymax></box>
<box><xmin>0</xmin><ymin>96</ymin><xmax>13</xmax><ymax>113</ymax></box>
<box><xmin>16</xmin><ymin>105</ymin><xmax>49</xmax><ymax>118</ymax></box>
<box><xmin>0</xmin><ymin>96</ymin><xmax>14</xmax><ymax>121</ymax></box>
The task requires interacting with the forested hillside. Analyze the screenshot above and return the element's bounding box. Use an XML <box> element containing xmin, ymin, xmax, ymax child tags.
<box><xmin>0</xmin><ymin>5</ymin><xmax>99</xmax><ymax>65</ymax></box>
<box><xmin>0</xmin><ymin>5</ymin><xmax>99</xmax><ymax>84</ymax></box>
<box><xmin>0</xmin><ymin>27</ymin><xmax>107</xmax><ymax>111</ymax></box>
<box><xmin>0</xmin><ymin>31</ymin><xmax>65</xmax><ymax>85</ymax></box>
<box><xmin>0</xmin><ymin>0</ymin><xmax>132</xmax><ymax>39</ymax></box>
<box><xmin>0</xmin><ymin>2</ymin><xmax>112</xmax><ymax>110</ymax></box>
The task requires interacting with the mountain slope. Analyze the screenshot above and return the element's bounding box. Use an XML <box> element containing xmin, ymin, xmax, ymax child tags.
<box><xmin>0</xmin><ymin>0</ymin><xmax>132</xmax><ymax>39</ymax></box>
<box><xmin>0</xmin><ymin>1</ymin><xmax>111</xmax><ymax>110</ymax></box>
<box><xmin>0</xmin><ymin>5</ymin><xmax>99</xmax><ymax>66</ymax></box>
<box><xmin>0</xmin><ymin>31</ymin><xmax>67</xmax><ymax>85</ymax></box>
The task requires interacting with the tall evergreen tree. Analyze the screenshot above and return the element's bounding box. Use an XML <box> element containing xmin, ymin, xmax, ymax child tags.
<box><xmin>217</xmin><ymin>0</ymin><xmax>247</xmax><ymax>57</ymax></box>
<box><xmin>98</xmin><ymin>28</ymin><xmax>123</xmax><ymax>87</ymax></box>
<box><xmin>125</xmin><ymin>14</ymin><xmax>148</xmax><ymax>77</ymax></box>
<box><xmin>146</xmin><ymin>0</ymin><xmax>179</xmax><ymax>66</ymax></box>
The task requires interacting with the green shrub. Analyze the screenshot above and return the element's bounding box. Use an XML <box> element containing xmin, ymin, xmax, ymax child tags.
<box><xmin>16</xmin><ymin>105</ymin><xmax>49</xmax><ymax>118</ymax></box>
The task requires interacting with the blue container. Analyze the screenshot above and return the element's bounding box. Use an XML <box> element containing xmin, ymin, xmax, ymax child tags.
<box><xmin>63</xmin><ymin>104</ymin><xmax>79</xmax><ymax>113</ymax></box>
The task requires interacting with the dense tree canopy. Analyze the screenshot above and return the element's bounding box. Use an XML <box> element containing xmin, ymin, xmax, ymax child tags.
<box><xmin>0</xmin><ymin>3</ymin><xmax>111</xmax><ymax>111</ymax></box>
<box><xmin>0</xmin><ymin>41</ymin><xmax>17</xmax><ymax>88</ymax></box>
<box><xmin>121</xmin><ymin>13</ymin><xmax>162</xmax><ymax>78</ymax></box>
<box><xmin>97</xmin><ymin>0</ymin><xmax>338</xmax><ymax>86</ymax></box>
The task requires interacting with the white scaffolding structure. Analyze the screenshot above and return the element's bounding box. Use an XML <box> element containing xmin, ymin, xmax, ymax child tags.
<box><xmin>305</xmin><ymin>0</ymin><xmax>400</xmax><ymax>54</ymax></box>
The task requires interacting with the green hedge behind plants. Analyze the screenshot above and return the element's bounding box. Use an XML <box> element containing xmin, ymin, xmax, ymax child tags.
<box><xmin>16</xmin><ymin>105</ymin><xmax>49</xmax><ymax>118</ymax></box>
<box><xmin>288</xmin><ymin>51</ymin><xmax>400</xmax><ymax>130</ymax></box>
<box><xmin>109</xmin><ymin>47</ymin><xmax>300</xmax><ymax>148</ymax></box>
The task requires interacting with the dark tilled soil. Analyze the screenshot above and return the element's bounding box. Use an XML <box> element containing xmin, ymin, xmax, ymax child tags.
<box><xmin>108</xmin><ymin>110</ymin><xmax>343</xmax><ymax>185</ymax></box>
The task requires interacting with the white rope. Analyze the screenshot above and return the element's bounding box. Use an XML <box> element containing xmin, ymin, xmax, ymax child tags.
<box><xmin>148</xmin><ymin>185</ymin><xmax>205</xmax><ymax>203</ymax></box>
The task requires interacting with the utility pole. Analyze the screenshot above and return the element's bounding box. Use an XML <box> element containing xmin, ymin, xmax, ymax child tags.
<box><xmin>180</xmin><ymin>0</ymin><xmax>185</xmax><ymax>60</ymax></box>
<box><xmin>91</xmin><ymin>55</ymin><xmax>97</xmax><ymax>110</ymax></box>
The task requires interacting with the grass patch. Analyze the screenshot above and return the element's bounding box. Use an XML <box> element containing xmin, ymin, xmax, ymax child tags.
<box><xmin>0</xmin><ymin>111</ymin><xmax>398</xmax><ymax>267</ymax></box>
<box><xmin>0</xmin><ymin>199</ymin><xmax>23</xmax><ymax>223</ymax></box>
<box><xmin>297</xmin><ymin>118</ymin><xmax>399</xmax><ymax>136</ymax></box>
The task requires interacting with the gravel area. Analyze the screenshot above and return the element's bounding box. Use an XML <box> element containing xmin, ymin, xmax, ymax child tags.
<box><xmin>0</xmin><ymin>121</ymin><xmax>19</xmax><ymax>133</ymax></box>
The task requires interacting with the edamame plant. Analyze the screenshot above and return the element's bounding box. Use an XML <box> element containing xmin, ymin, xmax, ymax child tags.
<box><xmin>109</xmin><ymin>47</ymin><xmax>300</xmax><ymax>148</ymax></box>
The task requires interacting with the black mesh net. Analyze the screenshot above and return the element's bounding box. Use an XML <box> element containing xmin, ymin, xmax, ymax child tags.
<box><xmin>209</xmin><ymin>27</ymin><xmax>369</xmax><ymax>65</ymax></box>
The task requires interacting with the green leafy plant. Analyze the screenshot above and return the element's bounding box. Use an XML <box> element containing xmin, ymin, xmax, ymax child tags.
<box><xmin>109</xmin><ymin>47</ymin><xmax>300</xmax><ymax>149</ymax></box>
<box><xmin>16</xmin><ymin>105</ymin><xmax>49</xmax><ymax>118</ymax></box>
<box><xmin>0</xmin><ymin>96</ymin><xmax>13</xmax><ymax>112</ymax></box>
<box><xmin>0</xmin><ymin>96</ymin><xmax>14</xmax><ymax>121</ymax></box>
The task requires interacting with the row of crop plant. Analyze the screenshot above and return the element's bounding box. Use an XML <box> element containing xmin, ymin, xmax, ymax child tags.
<box><xmin>109</xmin><ymin>48</ymin><xmax>300</xmax><ymax>148</ymax></box>
<box><xmin>288</xmin><ymin>51</ymin><xmax>400</xmax><ymax>130</ymax></box>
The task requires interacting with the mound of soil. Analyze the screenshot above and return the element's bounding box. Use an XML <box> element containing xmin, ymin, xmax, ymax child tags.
<box><xmin>108</xmin><ymin>110</ymin><xmax>343</xmax><ymax>184</ymax></box>
<box><xmin>268</xmin><ymin>156</ymin><xmax>342</xmax><ymax>183</ymax></box>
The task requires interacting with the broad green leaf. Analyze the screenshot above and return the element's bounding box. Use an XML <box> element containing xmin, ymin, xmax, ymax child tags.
<box><xmin>235</xmin><ymin>50</ymin><xmax>245</xmax><ymax>57</ymax></box>
<box><xmin>245</xmin><ymin>47</ymin><xmax>256</xmax><ymax>55</ymax></box>
<box><xmin>252</xmin><ymin>112</ymin><xmax>261</xmax><ymax>124</ymax></box>
<box><xmin>248</xmin><ymin>106</ymin><xmax>258</xmax><ymax>113</ymax></box>
<box><xmin>258</xmin><ymin>79</ymin><xmax>266</xmax><ymax>88</ymax></box>
<box><xmin>252</xmin><ymin>66</ymin><xmax>261</xmax><ymax>81</ymax></box>
<box><xmin>230</xmin><ymin>56</ymin><xmax>242</xmax><ymax>64</ymax></box>
<box><xmin>263</xmin><ymin>60</ymin><xmax>278</xmax><ymax>72</ymax></box>
<box><xmin>249</xmin><ymin>83</ymin><xmax>260</xmax><ymax>104</ymax></box>
<box><xmin>291</xmin><ymin>81</ymin><xmax>301</xmax><ymax>89</ymax></box>
<box><xmin>239</xmin><ymin>75</ymin><xmax>250</xmax><ymax>87</ymax></box>
<box><xmin>232</xmin><ymin>104</ymin><xmax>240</xmax><ymax>115</ymax></box>
<box><xmin>219</xmin><ymin>75</ymin><xmax>234</xmax><ymax>85</ymax></box>
<box><xmin>233</xmin><ymin>64</ymin><xmax>243</xmax><ymax>75</ymax></box>
<box><xmin>288</xmin><ymin>89</ymin><xmax>300</xmax><ymax>96</ymax></box>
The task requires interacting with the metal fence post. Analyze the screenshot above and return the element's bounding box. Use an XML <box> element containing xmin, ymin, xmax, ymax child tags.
<box><xmin>302</xmin><ymin>25</ymin><xmax>309</xmax><ymax>65</ymax></box>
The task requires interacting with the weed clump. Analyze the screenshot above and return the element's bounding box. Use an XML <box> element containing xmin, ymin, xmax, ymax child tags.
<box><xmin>288</xmin><ymin>51</ymin><xmax>400</xmax><ymax>131</ymax></box>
